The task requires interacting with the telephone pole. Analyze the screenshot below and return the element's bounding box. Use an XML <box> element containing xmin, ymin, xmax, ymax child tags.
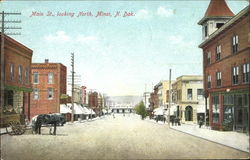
<box><xmin>0</xmin><ymin>11</ymin><xmax>21</xmax><ymax>111</ymax></box>
<box><xmin>71</xmin><ymin>53</ymin><xmax>75</xmax><ymax>122</ymax></box>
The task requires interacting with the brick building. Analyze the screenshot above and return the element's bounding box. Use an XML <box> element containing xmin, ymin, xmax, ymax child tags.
<box><xmin>198</xmin><ymin>0</ymin><xmax>249</xmax><ymax>131</ymax></box>
<box><xmin>149</xmin><ymin>87</ymin><xmax>159</xmax><ymax>118</ymax></box>
<box><xmin>1</xmin><ymin>34</ymin><xmax>33</xmax><ymax>121</ymax></box>
<box><xmin>88</xmin><ymin>91</ymin><xmax>99</xmax><ymax>116</ymax></box>
<box><xmin>30</xmin><ymin>59</ymin><xmax>67</xmax><ymax>118</ymax></box>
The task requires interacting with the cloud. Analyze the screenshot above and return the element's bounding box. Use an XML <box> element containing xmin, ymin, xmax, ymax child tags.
<box><xmin>76</xmin><ymin>35</ymin><xmax>98</xmax><ymax>45</ymax></box>
<box><xmin>135</xmin><ymin>9</ymin><xmax>151</xmax><ymax>19</ymax></box>
<box><xmin>168</xmin><ymin>35</ymin><xmax>195</xmax><ymax>48</ymax></box>
<box><xmin>44</xmin><ymin>31</ymin><xmax>71</xmax><ymax>43</ymax></box>
<box><xmin>157</xmin><ymin>6</ymin><xmax>174</xmax><ymax>17</ymax></box>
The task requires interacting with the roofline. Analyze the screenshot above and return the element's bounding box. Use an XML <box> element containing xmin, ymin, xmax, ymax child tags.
<box><xmin>199</xmin><ymin>5</ymin><xmax>249</xmax><ymax>48</ymax></box>
<box><xmin>1</xmin><ymin>33</ymin><xmax>33</xmax><ymax>53</ymax></box>
<box><xmin>198</xmin><ymin>16</ymin><xmax>233</xmax><ymax>25</ymax></box>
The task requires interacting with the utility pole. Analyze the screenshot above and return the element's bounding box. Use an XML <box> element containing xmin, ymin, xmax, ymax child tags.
<box><xmin>0</xmin><ymin>11</ymin><xmax>21</xmax><ymax>114</ymax></box>
<box><xmin>71</xmin><ymin>53</ymin><xmax>75</xmax><ymax>122</ymax></box>
<box><xmin>168</xmin><ymin>69</ymin><xmax>171</xmax><ymax>126</ymax></box>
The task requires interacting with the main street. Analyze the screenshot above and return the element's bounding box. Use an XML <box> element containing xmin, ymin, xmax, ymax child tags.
<box><xmin>1</xmin><ymin>114</ymin><xmax>249</xmax><ymax>160</ymax></box>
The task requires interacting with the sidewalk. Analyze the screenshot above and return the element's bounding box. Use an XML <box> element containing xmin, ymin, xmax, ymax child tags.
<box><xmin>170</xmin><ymin>123</ymin><xmax>250</xmax><ymax>153</ymax></box>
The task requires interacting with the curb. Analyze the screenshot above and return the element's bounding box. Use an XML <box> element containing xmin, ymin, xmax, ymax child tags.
<box><xmin>170</xmin><ymin>127</ymin><xmax>250</xmax><ymax>153</ymax></box>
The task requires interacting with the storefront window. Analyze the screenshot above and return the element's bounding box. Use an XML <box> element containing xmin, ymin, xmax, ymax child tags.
<box><xmin>223</xmin><ymin>95</ymin><xmax>234</xmax><ymax>130</ymax></box>
<box><xmin>212</xmin><ymin>95</ymin><xmax>220</xmax><ymax>123</ymax></box>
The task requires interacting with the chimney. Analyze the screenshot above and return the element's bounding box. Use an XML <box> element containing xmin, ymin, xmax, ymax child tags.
<box><xmin>45</xmin><ymin>59</ymin><xmax>49</xmax><ymax>63</ymax></box>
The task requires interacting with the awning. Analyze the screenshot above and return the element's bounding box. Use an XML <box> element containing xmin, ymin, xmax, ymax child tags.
<box><xmin>60</xmin><ymin>104</ymin><xmax>72</xmax><ymax>114</ymax></box>
<box><xmin>153</xmin><ymin>107</ymin><xmax>165</xmax><ymax>115</ymax></box>
<box><xmin>170</xmin><ymin>105</ymin><xmax>178</xmax><ymax>116</ymax></box>
<box><xmin>66</xmin><ymin>103</ymin><xmax>84</xmax><ymax>114</ymax></box>
<box><xmin>102</xmin><ymin>109</ymin><xmax>107</xmax><ymax>114</ymax></box>
<box><xmin>88</xmin><ymin>108</ymin><xmax>96</xmax><ymax>115</ymax></box>
<box><xmin>82</xmin><ymin>107</ymin><xmax>91</xmax><ymax>115</ymax></box>
<box><xmin>197</xmin><ymin>104</ymin><xmax>206</xmax><ymax>113</ymax></box>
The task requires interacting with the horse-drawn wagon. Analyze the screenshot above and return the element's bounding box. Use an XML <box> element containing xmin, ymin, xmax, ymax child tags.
<box><xmin>0</xmin><ymin>106</ymin><xmax>26</xmax><ymax>135</ymax></box>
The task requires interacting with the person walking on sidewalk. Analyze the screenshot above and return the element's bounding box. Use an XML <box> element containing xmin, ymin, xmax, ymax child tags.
<box><xmin>199</xmin><ymin>115</ymin><xmax>203</xmax><ymax>128</ymax></box>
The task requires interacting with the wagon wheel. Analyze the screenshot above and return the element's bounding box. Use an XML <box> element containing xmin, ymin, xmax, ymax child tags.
<box><xmin>6</xmin><ymin>121</ymin><xmax>26</xmax><ymax>135</ymax></box>
<box><xmin>6</xmin><ymin>121</ymin><xmax>17</xmax><ymax>136</ymax></box>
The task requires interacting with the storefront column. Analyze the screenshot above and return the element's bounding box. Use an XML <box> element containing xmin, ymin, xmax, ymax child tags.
<box><xmin>219</xmin><ymin>94</ymin><xmax>224</xmax><ymax>130</ymax></box>
<box><xmin>209</xmin><ymin>94</ymin><xmax>212</xmax><ymax>126</ymax></box>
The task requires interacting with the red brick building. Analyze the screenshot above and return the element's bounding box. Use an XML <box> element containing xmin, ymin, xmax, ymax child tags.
<box><xmin>88</xmin><ymin>91</ymin><xmax>100</xmax><ymax>116</ymax></box>
<box><xmin>1</xmin><ymin>34</ymin><xmax>33</xmax><ymax>121</ymax></box>
<box><xmin>30</xmin><ymin>59</ymin><xmax>67</xmax><ymax>118</ymax></box>
<box><xmin>198</xmin><ymin>0</ymin><xmax>249</xmax><ymax>131</ymax></box>
<box><xmin>149</xmin><ymin>87</ymin><xmax>159</xmax><ymax>118</ymax></box>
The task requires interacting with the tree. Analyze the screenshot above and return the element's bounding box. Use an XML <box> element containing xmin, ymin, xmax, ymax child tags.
<box><xmin>135</xmin><ymin>101</ymin><xmax>147</xmax><ymax>120</ymax></box>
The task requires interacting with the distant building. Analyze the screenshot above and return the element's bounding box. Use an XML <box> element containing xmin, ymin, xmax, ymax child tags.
<box><xmin>171</xmin><ymin>75</ymin><xmax>205</xmax><ymax>124</ymax></box>
<box><xmin>30</xmin><ymin>59</ymin><xmax>67</xmax><ymax>118</ymax></box>
<box><xmin>1</xmin><ymin>34</ymin><xmax>33</xmax><ymax>121</ymax></box>
<box><xmin>199</xmin><ymin>0</ymin><xmax>249</xmax><ymax>131</ymax></box>
<box><xmin>81</xmin><ymin>86</ymin><xmax>87</xmax><ymax>104</ymax></box>
<box><xmin>143</xmin><ymin>92</ymin><xmax>150</xmax><ymax>109</ymax></box>
<box><xmin>88</xmin><ymin>91</ymin><xmax>99</xmax><ymax>116</ymax></box>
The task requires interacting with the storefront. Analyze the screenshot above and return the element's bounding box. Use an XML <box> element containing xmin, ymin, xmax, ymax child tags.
<box><xmin>210</xmin><ymin>90</ymin><xmax>249</xmax><ymax>132</ymax></box>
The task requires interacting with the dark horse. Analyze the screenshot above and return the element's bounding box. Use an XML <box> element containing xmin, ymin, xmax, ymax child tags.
<box><xmin>32</xmin><ymin>114</ymin><xmax>66</xmax><ymax>135</ymax></box>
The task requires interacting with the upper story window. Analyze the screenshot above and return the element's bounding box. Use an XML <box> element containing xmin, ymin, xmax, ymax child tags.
<box><xmin>48</xmin><ymin>72</ymin><xmax>54</xmax><ymax>84</ymax></box>
<box><xmin>216</xmin><ymin>45</ymin><xmax>221</xmax><ymax>61</ymax></box>
<box><xmin>33</xmin><ymin>72</ymin><xmax>39</xmax><ymax>84</ymax></box>
<box><xmin>10</xmin><ymin>64</ymin><xmax>14</xmax><ymax>81</ymax></box>
<box><xmin>187</xmin><ymin>89</ymin><xmax>192</xmax><ymax>100</ymax></box>
<box><xmin>48</xmin><ymin>88</ymin><xmax>54</xmax><ymax>100</ymax></box>
<box><xmin>232</xmin><ymin>35</ymin><xmax>239</xmax><ymax>54</ymax></box>
<box><xmin>232</xmin><ymin>66</ymin><xmax>239</xmax><ymax>85</ymax></box>
<box><xmin>208</xmin><ymin>75</ymin><xmax>211</xmax><ymax>88</ymax></box>
<box><xmin>216</xmin><ymin>72</ymin><xmax>222</xmax><ymax>87</ymax></box>
<box><xmin>202</xmin><ymin>24</ymin><xmax>208</xmax><ymax>39</ymax></box>
<box><xmin>243</xmin><ymin>63</ymin><xmax>250</xmax><ymax>83</ymax></box>
<box><xmin>25</xmin><ymin>68</ymin><xmax>29</xmax><ymax>84</ymax></box>
<box><xmin>207</xmin><ymin>52</ymin><xmax>211</xmax><ymax>65</ymax></box>
<box><xmin>197</xmin><ymin>89</ymin><xmax>204</xmax><ymax>100</ymax></box>
<box><xmin>18</xmin><ymin>65</ymin><xmax>23</xmax><ymax>82</ymax></box>
<box><xmin>33</xmin><ymin>88</ymin><xmax>39</xmax><ymax>100</ymax></box>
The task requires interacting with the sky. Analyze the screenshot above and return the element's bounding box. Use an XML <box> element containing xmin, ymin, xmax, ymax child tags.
<box><xmin>1</xmin><ymin>0</ymin><xmax>249</xmax><ymax>96</ymax></box>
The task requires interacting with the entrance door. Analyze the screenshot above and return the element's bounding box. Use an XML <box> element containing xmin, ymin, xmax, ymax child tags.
<box><xmin>185</xmin><ymin>106</ymin><xmax>193</xmax><ymax>121</ymax></box>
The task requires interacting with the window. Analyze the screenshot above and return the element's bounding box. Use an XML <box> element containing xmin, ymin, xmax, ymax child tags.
<box><xmin>243</xmin><ymin>63</ymin><xmax>250</xmax><ymax>83</ymax></box>
<box><xmin>212</xmin><ymin>95</ymin><xmax>220</xmax><ymax>123</ymax></box>
<box><xmin>232</xmin><ymin>66</ymin><xmax>239</xmax><ymax>85</ymax></box>
<box><xmin>25</xmin><ymin>68</ymin><xmax>29</xmax><ymax>84</ymax></box>
<box><xmin>232</xmin><ymin>35</ymin><xmax>239</xmax><ymax>54</ymax></box>
<box><xmin>203</xmin><ymin>25</ymin><xmax>208</xmax><ymax>39</ymax></box>
<box><xmin>10</xmin><ymin>64</ymin><xmax>14</xmax><ymax>81</ymax></box>
<box><xmin>208</xmin><ymin>75</ymin><xmax>211</xmax><ymax>88</ymax></box>
<box><xmin>204</xmin><ymin>25</ymin><xmax>208</xmax><ymax>37</ymax></box>
<box><xmin>48</xmin><ymin>72</ymin><xmax>54</xmax><ymax>84</ymax></box>
<box><xmin>207</xmin><ymin>52</ymin><xmax>211</xmax><ymax>65</ymax></box>
<box><xmin>216</xmin><ymin>23</ymin><xmax>224</xmax><ymax>29</ymax></box>
<box><xmin>187</xmin><ymin>89</ymin><xmax>192</xmax><ymax>100</ymax></box>
<box><xmin>197</xmin><ymin>89</ymin><xmax>204</xmax><ymax>100</ymax></box>
<box><xmin>48</xmin><ymin>88</ymin><xmax>53</xmax><ymax>100</ymax></box>
<box><xmin>33</xmin><ymin>88</ymin><xmax>39</xmax><ymax>100</ymax></box>
<box><xmin>18</xmin><ymin>65</ymin><xmax>23</xmax><ymax>82</ymax></box>
<box><xmin>216</xmin><ymin>45</ymin><xmax>221</xmax><ymax>61</ymax></box>
<box><xmin>33</xmin><ymin>72</ymin><xmax>39</xmax><ymax>84</ymax></box>
<box><xmin>216</xmin><ymin>72</ymin><xmax>221</xmax><ymax>87</ymax></box>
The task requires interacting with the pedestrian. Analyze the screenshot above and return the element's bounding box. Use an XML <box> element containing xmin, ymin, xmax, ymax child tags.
<box><xmin>163</xmin><ymin>117</ymin><xmax>166</xmax><ymax>123</ymax></box>
<box><xmin>199</xmin><ymin>115</ymin><xmax>203</xmax><ymax>128</ymax></box>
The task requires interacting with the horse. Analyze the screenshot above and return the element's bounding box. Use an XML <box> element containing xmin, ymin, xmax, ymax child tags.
<box><xmin>31</xmin><ymin>113</ymin><xmax>66</xmax><ymax>135</ymax></box>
